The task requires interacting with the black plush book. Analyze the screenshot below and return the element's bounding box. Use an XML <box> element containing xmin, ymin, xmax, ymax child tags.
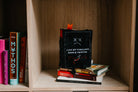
<box><xmin>59</xmin><ymin>29</ymin><xmax>92</xmax><ymax>69</ymax></box>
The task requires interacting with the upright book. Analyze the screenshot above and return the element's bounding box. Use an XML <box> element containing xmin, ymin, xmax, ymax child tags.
<box><xmin>2</xmin><ymin>50</ymin><xmax>8</xmax><ymax>85</ymax></box>
<box><xmin>60</xmin><ymin>29</ymin><xmax>92</xmax><ymax>69</ymax></box>
<box><xmin>0</xmin><ymin>39</ymin><xmax>5</xmax><ymax>84</ymax></box>
<box><xmin>19</xmin><ymin>36</ymin><xmax>27</xmax><ymax>83</ymax></box>
<box><xmin>9</xmin><ymin>32</ymin><xmax>20</xmax><ymax>85</ymax></box>
<box><xmin>25</xmin><ymin>43</ymin><xmax>28</xmax><ymax>85</ymax></box>
<box><xmin>56</xmin><ymin>73</ymin><xmax>105</xmax><ymax>84</ymax></box>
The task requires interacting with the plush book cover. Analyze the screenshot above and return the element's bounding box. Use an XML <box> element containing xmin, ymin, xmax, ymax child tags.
<box><xmin>2</xmin><ymin>50</ymin><xmax>8</xmax><ymax>85</ymax></box>
<box><xmin>9</xmin><ymin>32</ymin><xmax>20</xmax><ymax>85</ymax></box>
<box><xmin>19</xmin><ymin>37</ymin><xmax>27</xmax><ymax>83</ymax></box>
<box><xmin>0</xmin><ymin>40</ymin><xmax>5</xmax><ymax>84</ymax></box>
<box><xmin>86</xmin><ymin>64</ymin><xmax>109</xmax><ymax>76</ymax></box>
<box><xmin>60</xmin><ymin>29</ymin><xmax>92</xmax><ymax>69</ymax></box>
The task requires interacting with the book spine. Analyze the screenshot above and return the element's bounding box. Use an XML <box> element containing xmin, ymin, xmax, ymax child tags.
<box><xmin>59</xmin><ymin>29</ymin><xmax>64</xmax><ymax>68</ymax></box>
<box><xmin>19</xmin><ymin>37</ymin><xmax>27</xmax><ymax>83</ymax></box>
<box><xmin>25</xmin><ymin>40</ymin><xmax>28</xmax><ymax>85</ymax></box>
<box><xmin>59</xmin><ymin>68</ymin><xmax>72</xmax><ymax>72</ymax></box>
<box><xmin>2</xmin><ymin>50</ymin><xmax>8</xmax><ymax>85</ymax></box>
<box><xmin>17</xmin><ymin>33</ymin><xmax>20</xmax><ymax>84</ymax></box>
<box><xmin>57</xmin><ymin>70</ymin><xmax>74</xmax><ymax>78</ymax></box>
<box><xmin>74</xmin><ymin>73</ymin><xmax>96</xmax><ymax>81</ymax></box>
<box><xmin>56</xmin><ymin>79</ymin><xmax>101</xmax><ymax>84</ymax></box>
<box><xmin>0</xmin><ymin>40</ymin><xmax>5</xmax><ymax>84</ymax></box>
<box><xmin>10</xmin><ymin>32</ymin><xmax>20</xmax><ymax>85</ymax></box>
<box><xmin>75</xmin><ymin>68</ymin><xmax>95</xmax><ymax>75</ymax></box>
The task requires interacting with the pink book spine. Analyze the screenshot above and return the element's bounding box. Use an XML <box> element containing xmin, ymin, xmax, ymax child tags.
<box><xmin>0</xmin><ymin>40</ymin><xmax>5</xmax><ymax>84</ymax></box>
<box><xmin>3</xmin><ymin>50</ymin><xmax>8</xmax><ymax>85</ymax></box>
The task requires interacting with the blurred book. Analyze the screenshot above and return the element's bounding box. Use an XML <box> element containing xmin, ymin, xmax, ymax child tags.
<box><xmin>56</xmin><ymin>73</ymin><xmax>105</xmax><ymax>84</ymax></box>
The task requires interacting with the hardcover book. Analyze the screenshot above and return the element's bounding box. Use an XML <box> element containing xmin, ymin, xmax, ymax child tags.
<box><xmin>75</xmin><ymin>68</ymin><xmax>95</xmax><ymax>75</ymax></box>
<box><xmin>0</xmin><ymin>39</ymin><xmax>5</xmax><ymax>84</ymax></box>
<box><xmin>56</xmin><ymin>73</ymin><xmax>105</xmax><ymax>84</ymax></box>
<box><xmin>19</xmin><ymin>37</ymin><xmax>27</xmax><ymax>83</ymax></box>
<box><xmin>86</xmin><ymin>64</ymin><xmax>109</xmax><ymax>76</ymax></box>
<box><xmin>25</xmin><ymin>41</ymin><xmax>28</xmax><ymax>85</ymax></box>
<box><xmin>60</xmin><ymin>29</ymin><xmax>92</xmax><ymax>69</ymax></box>
<box><xmin>74</xmin><ymin>72</ymin><xmax>97</xmax><ymax>81</ymax></box>
<box><xmin>57</xmin><ymin>70</ymin><xmax>103</xmax><ymax>81</ymax></box>
<box><xmin>60</xmin><ymin>64</ymin><xmax>109</xmax><ymax>76</ymax></box>
<box><xmin>2</xmin><ymin>50</ymin><xmax>8</xmax><ymax>85</ymax></box>
<box><xmin>9</xmin><ymin>32</ymin><xmax>20</xmax><ymax>85</ymax></box>
<box><xmin>57</xmin><ymin>70</ymin><xmax>74</xmax><ymax>78</ymax></box>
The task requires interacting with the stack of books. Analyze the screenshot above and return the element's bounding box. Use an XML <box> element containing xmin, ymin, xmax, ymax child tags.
<box><xmin>0</xmin><ymin>32</ymin><xmax>28</xmax><ymax>85</ymax></box>
<box><xmin>57</xmin><ymin>26</ymin><xmax>109</xmax><ymax>84</ymax></box>
<box><xmin>56</xmin><ymin>64</ymin><xmax>109</xmax><ymax>84</ymax></box>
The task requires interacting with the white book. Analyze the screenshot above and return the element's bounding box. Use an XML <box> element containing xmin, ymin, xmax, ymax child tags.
<box><xmin>56</xmin><ymin>73</ymin><xmax>105</xmax><ymax>84</ymax></box>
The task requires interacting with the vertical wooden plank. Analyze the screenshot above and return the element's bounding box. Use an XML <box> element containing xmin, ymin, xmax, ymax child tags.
<box><xmin>130</xmin><ymin>0</ymin><xmax>136</xmax><ymax>91</ymax></box>
<box><xmin>112</xmin><ymin>0</ymin><xmax>135</xmax><ymax>91</ymax></box>
<box><xmin>113</xmin><ymin>0</ymin><xmax>130</xmax><ymax>84</ymax></box>
<box><xmin>26</xmin><ymin>0</ymin><xmax>41</xmax><ymax>88</ymax></box>
<box><xmin>26</xmin><ymin>0</ymin><xmax>32</xmax><ymax>89</ymax></box>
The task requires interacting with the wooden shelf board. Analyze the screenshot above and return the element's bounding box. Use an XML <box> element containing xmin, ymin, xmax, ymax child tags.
<box><xmin>0</xmin><ymin>84</ymin><xmax>29</xmax><ymax>91</ymax></box>
<box><xmin>33</xmin><ymin>70</ymin><xmax>129</xmax><ymax>91</ymax></box>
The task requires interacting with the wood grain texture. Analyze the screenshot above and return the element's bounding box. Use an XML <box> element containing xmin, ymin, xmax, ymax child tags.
<box><xmin>89</xmin><ymin>91</ymin><xmax>128</xmax><ymax>92</ymax></box>
<box><xmin>41</xmin><ymin>0</ymin><xmax>98</xmax><ymax>69</ymax></box>
<box><xmin>1</xmin><ymin>91</ymin><xmax>30</xmax><ymax>92</ymax></box>
<box><xmin>26</xmin><ymin>0</ymin><xmax>32</xmax><ymax>89</ymax></box>
<box><xmin>40</xmin><ymin>0</ymin><xmax>112</xmax><ymax>69</ymax></box>
<box><xmin>30</xmin><ymin>0</ymin><xmax>135</xmax><ymax>91</ymax></box>
<box><xmin>97</xmin><ymin>0</ymin><xmax>113</xmax><ymax>65</ymax></box>
<box><xmin>33</xmin><ymin>70</ymin><xmax>129</xmax><ymax>91</ymax></box>
<box><xmin>0</xmin><ymin>84</ymin><xmax>29</xmax><ymax>91</ymax></box>
<box><xmin>34</xmin><ymin>91</ymin><xmax>71</xmax><ymax>92</ymax></box>
<box><xmin>0</xmin><ymin>0</ymin><xmax>136</xmax><ymax>91</ymax></box>
<box><xmin>27</xmin><ymin>0</ymin><xmax>41</xmax><ymax>88</ymax></box>
<box><xmin>112</xmin><ymin>0</ymin><xmax>135</xmax><ymax>91</ymax></box>
<box><xmin>129</xmin><ymin>0</ymin><xmax>136</xmax><ymax>92</ymax></box>
<box><xmin>34</xmin><ymin>91</ymin><xmax>128</xmax><ymax>92</ymax></box>
<box><xmin>0</xmin><ymin>0</ymin><xmax>134</xmax><ymax>91</ymax></box>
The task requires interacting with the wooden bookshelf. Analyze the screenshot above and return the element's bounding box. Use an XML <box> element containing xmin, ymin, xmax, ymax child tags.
<box><xmin>0</xmin><ymin>84</ymin><xmax>29</xmax><ymax>91</ymax></box>
<box><xmin>0</xmin><ymin>0</ymin><xmax>137</xmax><ymax>92</ymax></box>
<box><xmin>33</xmin><ymin>70</ymin><xmax>129</xmax><ymax>91</ymax></box>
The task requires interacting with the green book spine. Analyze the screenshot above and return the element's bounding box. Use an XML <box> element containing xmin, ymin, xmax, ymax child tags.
<box><xmin>17</xmin><ymin>32</ymin><xmax>20</xmax><ymax>84</ymax></box>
